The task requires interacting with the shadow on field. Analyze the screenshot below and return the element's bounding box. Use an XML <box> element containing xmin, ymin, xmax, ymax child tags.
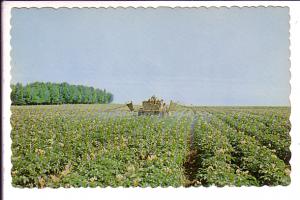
<box><xmin>183</xmin><ymin>149</ymin><xmax>201</xmax><ymax>187</ymax></box>
<box><xmin>183</xmin><ymin>116</ymin><xmax>201</xmax><ymax>187</ymax></box>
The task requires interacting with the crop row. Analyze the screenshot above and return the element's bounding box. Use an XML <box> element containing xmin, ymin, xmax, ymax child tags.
<box><xmin>11</xmin><ymin>105</ymin><xmax>291</xmax><ymax>187</ymax></box>
<box><xmin>213</xmin><ymin>112</ymin><xmax>290</xmax><ymax>163</ymax></box>
<box><xmin>199</xmin><ymin>113</ymin><xmax>290</xmax><ymax>186</ymax></box>
<box><xmin>192</xmin><ymin>116</ymin><xmax>259</xmax><ymax>186</ymax></box>
<box><xmin>11</xmin><ymin>107</ymin><xmax>192</xmax><ymax>187</ymax></box>
<box><xmin>220</xmin><ymin>111</ymin><xmax>290</xmax><ymax>139</ymax></box>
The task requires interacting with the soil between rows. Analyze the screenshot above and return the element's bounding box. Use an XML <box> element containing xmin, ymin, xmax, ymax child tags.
<box><xmin>183</xmin><ymin>116</ymin><xmax>201</xmax><ymax>187</ymax></box>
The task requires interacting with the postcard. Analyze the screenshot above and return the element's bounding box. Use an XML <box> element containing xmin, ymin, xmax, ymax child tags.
<box><xmin>2</xmin><ymin>1</ymin><xmax>300</xmax><ymax>200</ymax></box>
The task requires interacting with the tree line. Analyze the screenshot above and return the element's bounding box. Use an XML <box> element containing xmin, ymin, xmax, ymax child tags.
<box><xmin>11</xmin><ymin>82</ymin><xmax>113</xmax><ymax>105</ymax></box>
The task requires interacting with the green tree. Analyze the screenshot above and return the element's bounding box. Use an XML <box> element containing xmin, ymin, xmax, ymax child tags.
<box><xmin>49</xmin><ymin>84</ymin><xmax>60</xmax><ymax>104</ymax></box>
<box><xmin>11</xmin><ymin>82</ymin><xmax>113</xmax><ymax>105</ymax></box>
<box><xmin>12</xmin><ymin>83</ymin><xmax>25</xmax><ymax>105</ymax></box>
<box><xmin>23</xmin><ymin>84</ymin><xmax>32</xmax><ymax>104</ymax></box>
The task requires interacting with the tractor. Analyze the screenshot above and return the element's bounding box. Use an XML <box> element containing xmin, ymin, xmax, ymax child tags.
<box><xmin>126</xmin><ymin>96</ymin><xmax>174</xmax><ymax>116</ymax></box>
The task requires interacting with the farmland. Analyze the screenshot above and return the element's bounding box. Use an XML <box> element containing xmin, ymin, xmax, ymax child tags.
<box><xmin>11</xmin><ymin>105</ymin><xmax>291</xmax><ymax>187</ymax></box>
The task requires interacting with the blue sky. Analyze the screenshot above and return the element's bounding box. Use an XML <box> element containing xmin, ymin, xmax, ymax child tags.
<box><xmin>11</xmin><ymin>7</ymin><xmax>290</xmax><ymax>105</ymax></box>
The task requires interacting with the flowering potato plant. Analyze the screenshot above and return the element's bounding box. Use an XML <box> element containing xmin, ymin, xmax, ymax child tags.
<box><xmin>11</xmin><ymin>105</ymin><xmax>290</xmax><ymax>187</ymax></box>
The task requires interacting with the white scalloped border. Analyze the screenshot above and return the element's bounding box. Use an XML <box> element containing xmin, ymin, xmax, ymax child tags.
<box><xmin>2</xmin><ymin>1</ymin><xmax>300</xmax><ymax>200</ymax></box>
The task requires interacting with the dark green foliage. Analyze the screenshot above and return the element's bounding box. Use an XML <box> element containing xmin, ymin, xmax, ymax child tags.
<box><xmin>217</xmin><ymin>112</ymin><xmax>291</xmax><ymax>163</ymax></box>
<box><xmin>10</xmin><ymin>106</ymin><xmax>291</xmax><ymax>187</ymax></box>
<box><xmin>11</xmin><ymin>106</ymin><xmax>191</xmax><ymax>187</ymax></box>
<box><xmin>11</xmin><ymin>83</ymin><xmax>26</xmax><ymax>105</ymax></box>
<box><xmin>207</xmin><ymin>113</ymin><xmax>291</xmax><ymax>186</ymax></box>
<box><xmin>10</xmin><ymin>82</ymin><xmax>113</xmax><ymax>105</ymax></box>
<box><xmin>193</xmin><ymin>117</ymin><xmax>259</xmax><ymax>186</ymax></box>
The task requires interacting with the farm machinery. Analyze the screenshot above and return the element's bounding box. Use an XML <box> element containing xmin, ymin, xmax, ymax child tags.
<box><xmin>126</xmin><ymin>96</ymin><xmax>175</xmax><ymax>116</ymax></box>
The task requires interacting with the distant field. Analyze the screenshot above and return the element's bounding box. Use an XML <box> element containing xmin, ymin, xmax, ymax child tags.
<box><xmin>11</xmin><ymin>104</ymin><xmax>291</xmax><ymax>187</ymax></box>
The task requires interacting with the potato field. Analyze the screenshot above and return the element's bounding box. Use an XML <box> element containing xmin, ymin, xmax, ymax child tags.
<box><xmin>11</xmin><ymin>105</ymin><xmax>291</xmax><ymax>187</ymax></box>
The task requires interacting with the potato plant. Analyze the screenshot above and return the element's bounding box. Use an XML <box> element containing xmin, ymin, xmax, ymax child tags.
<box><xmin>11</xmin><ymin>106</ymin><xmax>191</xmax><ymax>187</ymax></box>
<box><xmin>11</xmin><ymin>105</ymin><xmax>291</xmax><ymax>187</ymax></box>
<box><xmin>193</xmin><ymin>116</ymin><xmax>259</xmax><ymax>186</ymax></box>
<box><xmin>206</xmin><ymin>113</ymin><xmax>290</xmax><ymax>186</ymax></box>
<box><xmin>215</xmin><ymin>112</ymin><xmax>290</xmax><ymax>163</ymax></box>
